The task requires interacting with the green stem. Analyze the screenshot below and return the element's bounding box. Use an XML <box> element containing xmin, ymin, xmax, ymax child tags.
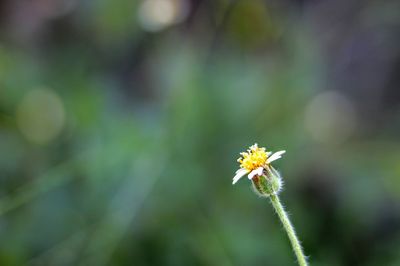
<box><xmin>269</xmin><ymin>194</ymin><xmax>308</xmax><ymax>266</ymax></box>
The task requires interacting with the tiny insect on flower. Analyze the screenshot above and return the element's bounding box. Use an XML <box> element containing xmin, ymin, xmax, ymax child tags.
<box><xmin>232</xmin><ymin>143</ymin><xmax>285</xmax><ymax>185</ymax></box>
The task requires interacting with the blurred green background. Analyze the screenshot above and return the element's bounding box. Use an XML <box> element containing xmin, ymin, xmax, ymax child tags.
<box><xmin>1</xmin><ymin>0</ymin><xmax>400</xmax><ymax>265</ymax></box>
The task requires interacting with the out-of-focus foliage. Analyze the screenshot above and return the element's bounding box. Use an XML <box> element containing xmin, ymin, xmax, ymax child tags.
<box><xmin>0</xmin><ymin>0</ymin><xmax>400</xmax><ymax>265</ymax></box>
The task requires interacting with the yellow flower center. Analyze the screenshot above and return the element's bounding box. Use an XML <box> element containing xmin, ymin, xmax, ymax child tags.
<box><xmin>237</xmin><ymin>144</ymin><xmax>268</xmax><ymax>172</ymax></box>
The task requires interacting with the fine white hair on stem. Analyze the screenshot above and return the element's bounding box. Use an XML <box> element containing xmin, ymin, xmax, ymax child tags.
<box><xmin>270</xmin><ymin>194</ymin><xmax>308</xmax><ymax>266</ymax></box>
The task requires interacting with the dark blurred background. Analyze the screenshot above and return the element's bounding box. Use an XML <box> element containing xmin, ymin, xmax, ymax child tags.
<box><xmin>0</xmin><ymin>0</ymin><xmax>400</xmax><ymax>265</ymax></box>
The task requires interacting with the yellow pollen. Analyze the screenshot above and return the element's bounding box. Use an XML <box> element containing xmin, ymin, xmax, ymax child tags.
<box><xmin>237</xmin><ymin>144</ymin><xmax>268</xmax><ymax>172</ymax></box>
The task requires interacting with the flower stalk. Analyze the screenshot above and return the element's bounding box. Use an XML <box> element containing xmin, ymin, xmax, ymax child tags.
<box><xmin>269</xmin><ymin>194</ymin><xmax>308</xmax><ymax>266</ymax></box>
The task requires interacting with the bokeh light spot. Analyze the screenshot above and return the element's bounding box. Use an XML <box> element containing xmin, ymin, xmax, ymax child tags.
<box><xmin>304</xmin><ymin>91</ymin><xmax>357</xmax><ymax>144</ymax></box>
<box><xmin>16</xmin><ymin>88</ymin><xmax>65</xmax><ymax>145</ymax></box>
<box><xmin>138</xmin><ymin>0</ymin><xmax>189</xmax><ymax>32</ymax></box>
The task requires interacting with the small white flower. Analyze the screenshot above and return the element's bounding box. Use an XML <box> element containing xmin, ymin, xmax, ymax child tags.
<box><xmin>232</xmin><ymin>143</ymin><xmax>285</xmax><ymax>185</ymax></box>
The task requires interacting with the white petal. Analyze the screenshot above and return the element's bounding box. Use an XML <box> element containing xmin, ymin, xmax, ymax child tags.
<box><xmin>267</xmin><ymin>150</ymin><xmax>286</xmax><ymax>163</ymax></box>
<box><xmin>232</xmin><ymin>169</ymin><xmax>249</xmax><ymax>184</ymax></box>
<box><xmin>235</xmin><ymin>168</ymin><xmax>245</xmax><ymax>174</ymax></box>
<box><xmin>248</xmin><ymin>167</ymin><xmax>264</xmax><ymax>180</ymax></box>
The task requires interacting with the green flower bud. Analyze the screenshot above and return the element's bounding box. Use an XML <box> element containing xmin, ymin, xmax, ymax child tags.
<box><xmin>251</xmin><ymin>166</ymin><xmax>282</xmax><ymax>197</ymax></box>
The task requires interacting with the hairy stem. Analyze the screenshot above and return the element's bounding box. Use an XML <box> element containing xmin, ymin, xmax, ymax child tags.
<box><xmin>269</xmin><ymin>194</ymin><xmax>308</xmax><ymax>266</ymax></box>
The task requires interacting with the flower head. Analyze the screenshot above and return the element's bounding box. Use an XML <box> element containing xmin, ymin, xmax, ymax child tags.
<box><xmin>232</xmin><ymin>143</ymin><xmax>285</xmax><ymax>185</ymax></box>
